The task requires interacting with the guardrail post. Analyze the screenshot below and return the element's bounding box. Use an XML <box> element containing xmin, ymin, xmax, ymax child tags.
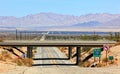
<box><xmin>68</xmin><ymin>47</ymin><xmax>72</xmax><ymax>59</ymax></box>
<box><xmin>76</xmin><ymin>47</ymin><xmax>81</xmax><ymax>65</ymax></box>
<box><xmin>27</xmin><ymin>46</ymin><xmax>33</xmax><ymax>58</ymax></box>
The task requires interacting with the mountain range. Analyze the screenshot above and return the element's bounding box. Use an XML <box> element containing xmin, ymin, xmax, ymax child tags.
<box><xmin>0</xmin><ymin>12</ymin><xmax>120</xmax><ymax>31</ymax></box>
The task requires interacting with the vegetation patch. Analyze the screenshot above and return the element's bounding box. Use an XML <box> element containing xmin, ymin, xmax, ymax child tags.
<box><xmin>0</xmin><ymin>38</ymin><xmax>4</xmax><ymax>42</ymax></box>
<box><xmin>0</xmin><ymin>50</ymin><xmax>33</xmax><ymax>67</ymax></box>
<box><xmin>0</xmin><ymin>51</ymin><xmax>12</xmax><ymax>61</ymax></box>
<box><xmin>13</xmin><ymin>58</ymin><xmax>33</xmax><ymax>67</ymax></box>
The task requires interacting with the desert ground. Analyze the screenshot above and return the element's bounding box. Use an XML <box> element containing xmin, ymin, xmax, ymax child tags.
<box><xmin>1</xmin><ymin>44</ymin><xmax>120</xmax><ymax>74</ymax></box>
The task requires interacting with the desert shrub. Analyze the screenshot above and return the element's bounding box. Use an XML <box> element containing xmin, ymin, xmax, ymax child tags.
<box><xmin>0</xmin><ymin>51</ymin><xmax>12</xmax><ymax>61</ymax></box>
<box><xmin>16</xmin><ymin>59</ymin><xmax>24</xmax><ymax>66</ymax></box>
<box><xmin>113</xmin><ymin>58</ymin><xmax>119</xmax><ymax>65</ymax></box>
<box><xmin>79</xmin><ymin>61</ymin><xmax>91</xmax><ymax>67</ymax></box>
<box><xmin>33</xmin><ymin>50</ymin><xmax>37</xmax><ymax>53</ymax></box>
<box><xmin>13</xmin><ymin>58</ymin><xmax>33</xmax><ymax>67</ymax></box>
<box><xmin>83</xmin><ymin>61</ymin><xmax>91</xmax><ymax>67</ymax></box>
<box><xmin>0</xmin><ymin>50</ymin><xmax>33</xmax><ymax>67</ymax></box>
<box><xmin>0</xmin><ymin>54</ymin><xmax>3</xmax><ymax>61</ymax></box>
<box><xmin>82</xmin><ymin>47</ymin><xmax>91</xmax><ymax>52</ymax></box>
<box><xmin>102</xmin><ymin>57</ymin><xmax>108</xmax><ymax>62</ymax></box>
<box><xmin>97</xmin><ymin>62</ymin><xmax>106</xmax><ymax>67</ymax></box>
<box><xmin>22</xmin><ymin>58</ymin><xmax>33</xmax><ymax>67</ymax></box>
<box><xmin>0</xmin><ymin>38</ymin><xmax>3</xmax><ymax>42</ymax></box>
<box><xmin>115</xmin><ymin>41</ymin><xmax>120</xmax><ymax>46</ymax></box>
<box><xmin>78</xmin><ymin>62</ymin><xmax>84</xmax><ymax>67</ymax></box>
<box><xmin>97</xmin><ymin>63</ymin><xmax>103</xmax><ymax>67</ymax></box>
<box><xmin>59</xmin><ymin>47</ymin><xmax>66</xmax><ymax>52</ymax></box>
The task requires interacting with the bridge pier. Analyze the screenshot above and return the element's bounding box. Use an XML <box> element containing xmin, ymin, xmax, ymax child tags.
<box><xmin>68</xmin><ymin>47</ymin><xmax>72</xmax><ymax>59</ymax></box>
<box><xmin>76</xmin><ymin>47</ymin><xmax>81</xmax><ymax>65</ymax></box>
<box><xmin>27</xmin><ymin>46</ymin><xmax>33</xmax><ymax>58</ymax></box>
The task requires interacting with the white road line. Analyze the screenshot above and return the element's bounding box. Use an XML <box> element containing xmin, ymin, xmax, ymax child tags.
<box><xmin>34</xmin><ymin>47</ymin><xmax>72</xmax><ymax>67</ymax></box>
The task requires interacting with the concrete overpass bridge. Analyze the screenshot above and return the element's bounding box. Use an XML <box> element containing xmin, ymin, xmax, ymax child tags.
<box><xmin>0</xmin><ymin>40</ymin><xmax>116</xmax><ymax>65</ymax></box>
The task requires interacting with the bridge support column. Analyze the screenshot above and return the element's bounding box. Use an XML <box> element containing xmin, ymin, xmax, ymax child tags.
<box><xmin>76</xmin><ymin>47</ymin><xmax>81</xmax><ymax>65</ymax></box>
<box><xmin>68</xmin><ymin>47</ymin><xmax>72</xmax><ymax>59</ymax></box>
<box><xmin>27</xmin><ymin>46</ymin><xmax>33</xmax><ymax>58</ymax></box>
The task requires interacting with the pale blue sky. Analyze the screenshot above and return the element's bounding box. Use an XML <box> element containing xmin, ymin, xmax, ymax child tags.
<box><xmin>0</xmin><ymin>0</ymin><xmax>120</xmax><ymax>17</ymax></box>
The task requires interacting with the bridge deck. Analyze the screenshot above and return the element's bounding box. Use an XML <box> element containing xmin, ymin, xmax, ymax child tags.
<box><xmin>0</xmin><ymin>40</ymin><xmax>116</xmax><ymax>47</ymax></box>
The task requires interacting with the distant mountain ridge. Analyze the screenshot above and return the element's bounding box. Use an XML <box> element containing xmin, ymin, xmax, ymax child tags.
<box><xmin>0</xmin><ymin>12</ymin><xmax>120</xmax><ymax>29</ymax></box>
<box><xmin>73</xmin><ymin>21</ymin><xmax>101</xmax><ymax>27</ymax></box>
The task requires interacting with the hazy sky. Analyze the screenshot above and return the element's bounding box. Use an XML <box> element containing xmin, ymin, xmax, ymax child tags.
<box><xmin>0</xmin><ymin>0</ymin><xmax>120</xmax><ymax>17</ymax></box>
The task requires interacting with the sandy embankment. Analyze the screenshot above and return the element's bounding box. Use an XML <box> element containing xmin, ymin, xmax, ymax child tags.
<box><xmin>0</xmin><ymin>46</ymin><xmax>28</xmax><ymax>73</ymax></box>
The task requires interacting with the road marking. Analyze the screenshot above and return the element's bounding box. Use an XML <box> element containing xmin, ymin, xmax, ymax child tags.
<box><xmin>46</xmin><ymin>47</ymin><xmax>59</xmax><ymax>68</ymax></box>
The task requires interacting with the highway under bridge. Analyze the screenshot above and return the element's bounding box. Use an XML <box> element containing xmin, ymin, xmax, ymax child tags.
<box><xmin>0</xmin><ymin>40</ymin><xmax>116</xmax><ymax>65</ymax></box>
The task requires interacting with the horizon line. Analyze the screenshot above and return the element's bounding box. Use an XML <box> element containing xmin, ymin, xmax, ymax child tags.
<box><xmin>0</xmin><ymin>12</ymin><xmax>119</xmax><ymax>18</ymax></box>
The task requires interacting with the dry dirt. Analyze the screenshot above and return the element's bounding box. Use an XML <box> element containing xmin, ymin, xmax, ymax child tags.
<box><xmin>59</xmin><ymin>45</ymin><xmax>120</xmax><ymax>67</ymax></box>
<box><xmin>0</xmin><ymin>46</ymin><xmax>31</xmax><ymax>73</ymax></box>
<box><xmin>1</xmin><ymin>45</ymin><xmax>120</xmax><ymax>74</ymax></box>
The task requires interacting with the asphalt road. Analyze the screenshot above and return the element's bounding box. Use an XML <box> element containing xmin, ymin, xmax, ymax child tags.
<box><xmin>34</xmin><ymin>47</ymin><xmax>72</xmax><ymax>66</ymax></box>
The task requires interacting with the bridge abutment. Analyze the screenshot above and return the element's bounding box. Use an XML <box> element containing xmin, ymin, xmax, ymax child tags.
<box><xmin>27</xmin><ymin>46</ymin><xmax>33</xmax><ymax>58</ymax></box>
<box><xmin>76</xmin><ymin>47</ymin><xmax>81</xmax><ymax>65</ymax></box>
<box><xmin>68</xmin><ymin>47</ymin><xmax>72</xmax><ymax>59</ymax></box>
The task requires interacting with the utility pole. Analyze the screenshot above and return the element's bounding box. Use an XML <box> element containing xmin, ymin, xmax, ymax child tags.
<box><xmin>16</xmin><ymin>29</ymin><xmax>18</xmax><ymax>40</ymax></box>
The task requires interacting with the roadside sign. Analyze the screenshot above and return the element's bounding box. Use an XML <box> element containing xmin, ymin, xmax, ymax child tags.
<box><xmin>93</xmin><ymin>48</ymin><xmax>101</xmax><ymax>57</ymax></box>
<box><xmin>109</xmin><ymin>56</ymin><xmax>114</xmax><ymax>60</ymax></box>
<box><xmin>103</xmin><ymin>44</ymin><xmax>110</xmax><ymax>51</ymax></box>
<box><xmin>103</xmin><ymin>44</ymin><xmax>110</xmax><ymax>65</ymax></box>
